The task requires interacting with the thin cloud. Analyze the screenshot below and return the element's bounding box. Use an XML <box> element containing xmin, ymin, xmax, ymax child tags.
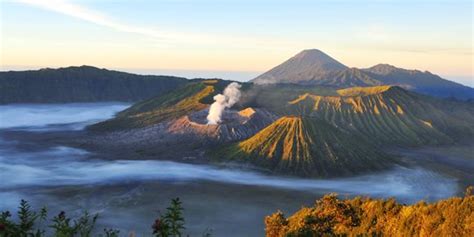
<box><xmin>14</xmin><ymin>0</ymin><xmax>296</xmax><ymax>49</ymax></box>
<box><xmin>16</xmin><ymin>0</ymin><xmax>189</xmax><ymax>41</ymax></box>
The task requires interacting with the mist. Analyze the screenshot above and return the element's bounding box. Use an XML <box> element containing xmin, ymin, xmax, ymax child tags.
<box><xmin>0</xmin><ymin>102</ymin><xmax>462</xmax><ymax>236</ymax></box>
<box><xmin>0</xmin><ymin>102</ymin><xmax>459</xmax><ymax>204</ymax></box>
<box><xmin>0</xmin><ymin>143</ymin><xmax>458</xmax><ymax>204</ymax></box>
<box><xmin>0</xmin><ymin>103</ymin><xmax>130</xmax><ymax>130</ymax></box>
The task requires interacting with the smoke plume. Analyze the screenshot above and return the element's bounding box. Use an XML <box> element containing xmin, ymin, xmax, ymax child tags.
<box><xmin>207</xmin><ymin>82</ymin><xmax>242</xmax><ymax>124</ymax></box>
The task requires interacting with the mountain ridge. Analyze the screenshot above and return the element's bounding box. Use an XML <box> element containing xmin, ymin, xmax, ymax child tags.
<box><xmin>285</xmin><ymin>85</ymin><xmax>474</xmax><ymax>145</ymax></box>
<box><xmin>0</xmin><ymin>65</ymin><xmax>189</xmax><ymax>104</ymax></box>
<box><xmin>251</xmin><ymin>49</ymin><xmax>474</xmax><ymax>100</ymax></box>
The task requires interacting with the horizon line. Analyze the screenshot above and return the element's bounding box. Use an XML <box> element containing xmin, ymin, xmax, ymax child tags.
<box><xmin>1</xmin><ymin>64</ymin><xmax>473</xmax><ymax>88</ymax></box>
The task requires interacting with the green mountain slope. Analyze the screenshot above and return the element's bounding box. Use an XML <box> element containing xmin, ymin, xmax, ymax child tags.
<box><xmin>217</xmin><ymin>116</ymin><xmax>393</xmax><ymax>177</ymax></box>
<box><xmin>88</xmin><ymin>80</ymin><xmax>227</xmax><ymax>131</ymax></box>
<box><xmin>286</xmin><ymin>86</ymin><xmax>474</xmax><ymax>146</ymax></box>
<box><xmin>0</xmin><ymin>66</ymin><xmax>188</xmax><ymax>104</ymax></box>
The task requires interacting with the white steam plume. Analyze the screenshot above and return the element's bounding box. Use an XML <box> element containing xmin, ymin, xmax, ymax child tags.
<box><xmin>207</xmin><ymin>82</ymin><xmax>242</xmax><ymax>125</ymax></box>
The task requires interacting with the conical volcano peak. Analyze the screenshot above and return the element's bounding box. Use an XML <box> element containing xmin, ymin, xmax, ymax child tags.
<box><xmin>251</xmin><ymin>49</ymin><xmax>348</xmax><ymax>85</ymax></box>
<box><xmin>293</xmin><ymin>49</ymin><xmax>346</xmax><ymax>65</ymax></box>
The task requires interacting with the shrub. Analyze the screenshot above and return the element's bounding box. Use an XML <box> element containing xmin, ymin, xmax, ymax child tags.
<box><xmin>265</xmin><ymin>187</ymin><xmax>474</xmax><ymax>237</ymax></box>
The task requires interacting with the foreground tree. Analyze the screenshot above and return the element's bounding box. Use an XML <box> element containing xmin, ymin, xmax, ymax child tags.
<box><xmin>0</xmin><ymin>198</ymin><xmax>189</xmax><ymax>237</ymax></box>
<box><xmin>152</xmin><ymin>198</ymin><xmax>185</xmax><ymax>237</ymax></box>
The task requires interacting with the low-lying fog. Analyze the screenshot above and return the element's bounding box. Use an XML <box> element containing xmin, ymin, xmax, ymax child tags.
<box><xmin>0</xmin><ymin>103</ymin><xmax>462</xmax><ymax>236</ymax></box>
<box><xmin>0</xmin><ymin>145</ymin><xmax>458</xmax><ymax>202</ymax></box>
<box><xmin>0</xmin><ymin>103</ymin><xmax>130</xmax><ymax>130</ymax></box>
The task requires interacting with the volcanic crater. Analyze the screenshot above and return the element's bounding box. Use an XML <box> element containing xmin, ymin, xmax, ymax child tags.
<box><xmin>167</xmin><ymin>107</ymin><xmax>277</xmax><ymax>142</ymax></box>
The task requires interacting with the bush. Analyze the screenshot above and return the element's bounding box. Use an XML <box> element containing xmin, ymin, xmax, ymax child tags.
<box><xmin>265</xmin><ymin>187</ymin><xmax>474</xmax><ymax>237</ymax></box>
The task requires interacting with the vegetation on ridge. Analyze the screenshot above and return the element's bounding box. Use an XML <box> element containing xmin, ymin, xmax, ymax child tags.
<box><xmin>265</xmin><ymin>187</ymin><xmax>474</xmax><ymax>237</ymax></box>
<box><xmin>3</xmin><ymin>190</ymin><xmax>472</xmax><ymax>236</ymax></box>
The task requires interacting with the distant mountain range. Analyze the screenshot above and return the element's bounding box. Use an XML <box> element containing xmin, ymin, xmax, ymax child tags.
<box><xmin>0</xmin><ymin>66</ymin><xmax>188</xmax><ymax>104</ymax></box>
<box><xmin>2</xmin><ymin>52</ymin><xmax>472</xmax><ymax>104</ymax></box>
<box><xmin>252</xmin><ymin>49</ymin><xmax>474</xmax><ymax>100</ymax></box>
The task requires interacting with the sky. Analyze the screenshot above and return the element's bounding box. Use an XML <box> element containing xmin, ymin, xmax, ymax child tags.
<box><xmin>0</xmin><ymin>0</ymin><xmax>472</xmax><ymax>85</ymax></box>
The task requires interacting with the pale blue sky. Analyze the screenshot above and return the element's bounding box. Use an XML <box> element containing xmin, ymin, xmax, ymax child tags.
<box><xmin>0</xmin><ymin>0</ymin><xmax>472</xmax><ymax>85</ymax></box>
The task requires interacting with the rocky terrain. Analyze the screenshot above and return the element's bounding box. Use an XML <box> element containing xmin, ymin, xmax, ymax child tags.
<box><xmin>168</xmin><ymin>107</ymin><xmax>277</xmax><ymax>141</ymax></box>
<box><xmin>78</xmin><ymin>105</ymin><xmax>276</xmax><ymax>161</ymax></box>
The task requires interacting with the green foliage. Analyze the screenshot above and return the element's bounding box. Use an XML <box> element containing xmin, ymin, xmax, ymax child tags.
<box><xmin>0</xmin><ymin>199</ymin><xmax>47</xmax><ymax>237</ymax></box>
<box><xmin>0</xmin><ymin>200</ymin><xmax>108</xmax><ymax>237</ymax></box>
<box><xmin>153</xmin><ymin>198</ymin><xmax>186</xmax><ymax>237</ymax></box>
<box><xmin>165</xmin><ymin>198</ymin><xmax>185</xmax><ymax>237</ymax></box>
<box><xmin>0</xmin><ymin>198</ymin><xmax>197</xmax><ymax>237</ymax></box>
<box><xmin>49</xmin><ymin>211</ymin><xmax>98</xmax><ymax>237</ymax></box>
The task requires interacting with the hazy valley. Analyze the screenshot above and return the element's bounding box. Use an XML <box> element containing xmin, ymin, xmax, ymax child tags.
<box><xmin>1</xmin><ymin>49</ymin><xmax>473</xmax><ymax>236</ymax></box>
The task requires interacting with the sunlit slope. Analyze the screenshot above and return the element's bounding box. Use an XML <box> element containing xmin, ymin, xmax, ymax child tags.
<box><xmin>219</xmin><ymin>116</ymin><xmax>392</xmax><ymax>177</ymax></box>
<box><xmin>89</xmin><ymin>80</ymin><xmax>223</xmax><ymax>131</ymax></box>
<box><xmin>287</xmin><ymin>86</ymin><xmax>474</xmax><ymax>145</ymax></box>
<box><xmin>266</xmin><ymin>192</ymin><xmax>474</xmax><ymax>236</ymax></box>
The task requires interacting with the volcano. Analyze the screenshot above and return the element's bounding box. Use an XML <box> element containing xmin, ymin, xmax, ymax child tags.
<box><xmin>251</xmin><ymin>49</ymin><xmax>474</xmax><ymax>100</ymax></box>
<box><xmin>252</xmin><ymin>49</ymin><xmax>347</xmax><ymax>85</ymax></box>
<box><xmin>217</xmin><ymin>116</ymin><xmax>393</xmax><ymax>177</ymax></box>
